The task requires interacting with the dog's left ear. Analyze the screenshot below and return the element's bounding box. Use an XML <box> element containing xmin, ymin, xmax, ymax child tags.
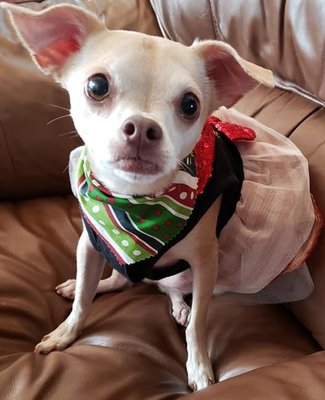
<box><xmin>193</xmin><ymin>40</ymin><xmax>274</xmax><ymax>106</ymax></box>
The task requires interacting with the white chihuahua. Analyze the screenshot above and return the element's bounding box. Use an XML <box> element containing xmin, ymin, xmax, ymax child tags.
<box><xmin>3</xmin><ymin>2</ymin><xmax>320</xmax><ymax>391</ymax></box>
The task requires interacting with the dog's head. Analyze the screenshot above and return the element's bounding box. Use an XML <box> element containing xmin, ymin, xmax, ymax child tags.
<box><xmin>2</xmin><ymin>3</ymin><xmax>272</xmax><ymax>195</ymax></box>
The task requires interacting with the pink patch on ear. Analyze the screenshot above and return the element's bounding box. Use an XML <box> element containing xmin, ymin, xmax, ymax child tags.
<box><xmin>199</xmin><ymin>44</ymin><xmax>257</xmax><ymax>106</ymax></box>
<box><xmin>35</xmin><ymin>36</ymin><xmax>80</xmax><ymax>70</ymax></box>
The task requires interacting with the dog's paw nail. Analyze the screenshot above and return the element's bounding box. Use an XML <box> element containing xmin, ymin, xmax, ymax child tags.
<box><xmin>189</xmin><ymin>383</ymin><xmax>197</xmax><ymax>392</ymax></box>
<box><xmin>34</xmin><ymin>344</ymin><xmax>46</xmax><ymax>354</ymax></box>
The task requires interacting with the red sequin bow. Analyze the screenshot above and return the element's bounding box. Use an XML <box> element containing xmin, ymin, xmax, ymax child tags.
<box><xmin>194</xmin><ymin>115</ymin><xmax>256</xmax><ymax>194</ymax></box>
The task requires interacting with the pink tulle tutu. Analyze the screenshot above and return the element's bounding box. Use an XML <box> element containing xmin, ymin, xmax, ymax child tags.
<box><xmin>215</xmin><ymin>107</ymin><xmax>321</xmax><ymax>302</ymax></box>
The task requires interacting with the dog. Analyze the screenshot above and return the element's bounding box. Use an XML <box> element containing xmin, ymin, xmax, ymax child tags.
<box><xmin>3</xmin><ymin>3</ymin><xmax>320</xmax><ymax>391</ymax></box>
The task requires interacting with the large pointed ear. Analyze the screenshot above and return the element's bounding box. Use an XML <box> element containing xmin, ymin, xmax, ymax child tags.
<box><xmin>0</xmin><ymin>3</ymin><xmax>104</xmax><ymax>77</ymax></box>
<box><xmin>193</xmin><ymin>40</ymin><xmax>274</xmax><ymax>106</ymax></box>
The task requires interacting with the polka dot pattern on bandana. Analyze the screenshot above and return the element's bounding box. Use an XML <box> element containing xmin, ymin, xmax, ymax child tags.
<box><xmin>77</xmin><ymin>148</ymin><xmax>199</xmax><ymax>265</ymax></box>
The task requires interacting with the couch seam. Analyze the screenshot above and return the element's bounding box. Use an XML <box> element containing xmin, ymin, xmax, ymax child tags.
<box><xmin>306</xmin><ymin>138</ymin><xmax>325</xmax><ymax>161</ymax></box>
<box><xmin>287</xmin><ymin>106</ymin><xmax>322</xmax><ymax>138</ymax></box>
<box><xmin>0</xmin><ymin>115</ymin><xmax>19</xmax><ymax>196</ymax></box>
<box><xmin>209</xmin><ymin>0</ymin><xmax>223</xmax><ymax>40</ymax></box>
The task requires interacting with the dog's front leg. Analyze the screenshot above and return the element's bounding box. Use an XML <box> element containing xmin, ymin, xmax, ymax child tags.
<box><xmin>186</xmin><ymin>251</ymin><xmax>218</xmax><ymax>391</ymax></box>
<box><xmin>35</xmin><ymin>229</ymin><xmax>104</xmax><ymax>354</ymax></box>
<box><xmin>185</xmin><ymin>199</ymin><xmax>221</xmax><ymax>391</ymax></box>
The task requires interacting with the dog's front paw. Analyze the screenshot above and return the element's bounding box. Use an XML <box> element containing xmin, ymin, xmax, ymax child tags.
<box><xmin>55</xmin><ymin>279</ymin><xmax>76</xmax><ymax>300</ymax></box>
<box><xmin>34</xmin><ymin>321</ymin><xmax>80</xmax><ymax>354</ymax></box>
<box><xmin>186</xmin><ymin>354</ymin><xmax>215</xmax><ymax>391</ymax></box>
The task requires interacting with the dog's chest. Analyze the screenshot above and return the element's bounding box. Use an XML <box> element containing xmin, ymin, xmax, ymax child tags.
<box><xmin>155</xmin><ymin>197</ymin><xmax>221</xmax><ymax>269</ymax></box>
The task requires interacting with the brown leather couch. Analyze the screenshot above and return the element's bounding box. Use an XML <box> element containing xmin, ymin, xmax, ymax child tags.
<box><xmin>0</xmin><ymin>1</ymin><xmax>324</xmax><ymax>399</ymax></box>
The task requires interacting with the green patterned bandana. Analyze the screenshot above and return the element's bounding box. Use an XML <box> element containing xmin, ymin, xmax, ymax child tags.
<box><xmin>77</xmin><ymin>148</ymin><xmax>199</xmax><ymax>265</ymax></box>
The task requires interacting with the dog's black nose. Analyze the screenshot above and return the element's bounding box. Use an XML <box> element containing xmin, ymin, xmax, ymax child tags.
<box><xmin>122</xmin><ymin>116</ymin><xmax>162</xmax><ymax>143</ymax></box>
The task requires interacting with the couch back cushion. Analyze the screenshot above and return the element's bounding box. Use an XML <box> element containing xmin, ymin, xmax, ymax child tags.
<box><xmin>0</xmin><ymin>8</ymin><xmax>79</xmax><ymax>200</ymax></box>
<box><xmin>151</xmin><ymin>0</ymin><xmax>325</xmax><ymax>106</ymax></box>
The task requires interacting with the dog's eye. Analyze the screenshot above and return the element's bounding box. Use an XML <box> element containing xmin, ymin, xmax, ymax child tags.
<box><xmin>179</xmin><ymin>93</ymin><xmax>200</xmax><ymax>119</ymax></box>
<box><xmin>86</xmin><ymin>74</ymin><xmax>110</xmax><ymax>101</ymax></box>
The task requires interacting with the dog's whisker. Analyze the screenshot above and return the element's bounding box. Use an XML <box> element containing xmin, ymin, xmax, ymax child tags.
<box><xmin>62</xmin><ymin>163</ymin><xmax>69</xmax><ymax>174</ymax></box>
<box><xmin>47</xmin><ymin>114</ymin><xmax>71</xmax><ymax>125</ymax></box>
<box><xmin>49</xmin><ymin>103</ymin><xmax>70</xmax><ymax>112</ymax></box>
<box><xmin>59</xmin><ymin>130</ymin><xmax>77</xmax><ymax>137</ymax></box>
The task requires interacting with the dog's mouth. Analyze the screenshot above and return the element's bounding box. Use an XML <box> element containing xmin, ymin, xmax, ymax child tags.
<box><xmin>114</xmin><ymin>157</ymin><xmax>161</xmax><ymax>175</ymax></box>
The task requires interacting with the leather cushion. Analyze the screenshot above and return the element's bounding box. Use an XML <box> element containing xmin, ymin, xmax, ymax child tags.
<box><xmin>0</xmin><ymin>196</ymin><xmax>319</xmax><ymax>399</ymax></box>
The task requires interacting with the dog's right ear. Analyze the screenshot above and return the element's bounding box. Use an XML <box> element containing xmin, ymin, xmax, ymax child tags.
<box><xmin>192</xmin><ymin>40</ymin><xmax>274</xmax><ymax>107</ymax></box>
<box><xmin>1</xmin><ymin>3</ymin><xmax>104</xmax><ymax>78</ymax></box>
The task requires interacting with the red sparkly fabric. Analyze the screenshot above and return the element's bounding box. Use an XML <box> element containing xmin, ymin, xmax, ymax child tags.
<box><xmin>194</xmin><ymin>119</ymin><xmax>216</xmax><ymax>195</ymax></box>
<box><xmin>194</xmin><ymin>115</ymin><xmax>256</xmax><ymax>195</ymax></box>
<box><xmin>209</xmin><ymin>115</ymin><xmax>256</xmax><ymax>141</ymax></box>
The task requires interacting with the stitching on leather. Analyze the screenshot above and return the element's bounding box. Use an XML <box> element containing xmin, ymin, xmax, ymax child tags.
<box><xmin>0</xmin><ymin>116</ymin><xmax>19</xmax><ymax>197</ymax></box>
<box><xmin>209</xmin><ymin>0</ymin><xmax>223</xmax><ymax>40</ymax></box>
<box><xmin>287</xmin><ymin>106</ymin><xmax>322</xmax><ymax>138</ymax></box>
